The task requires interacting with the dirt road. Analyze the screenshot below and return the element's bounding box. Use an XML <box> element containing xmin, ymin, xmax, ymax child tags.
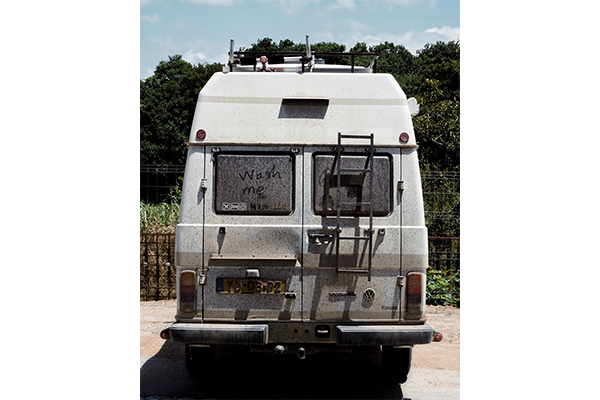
<box><xmin>140</xmin><ymin>300</ymin><xmax>459</xmax><ymax>399</ymax></box>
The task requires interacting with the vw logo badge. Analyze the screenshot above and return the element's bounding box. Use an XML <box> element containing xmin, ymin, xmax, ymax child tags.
<box><xmin>363</xmin><ymin>288</ymin><xmax>375</xmax><ymax>301</ymax></box>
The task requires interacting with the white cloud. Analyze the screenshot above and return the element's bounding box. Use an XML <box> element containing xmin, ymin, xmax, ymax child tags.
<box><xmin>330</xmin><ymin>0</ymin><xmax>356</xmax><ymax>11</ymax></box>
<box><xmin>345</xmin><ymin>18</ymin><xmax>371</xmax><ymax>32</ymax></box>
<box><xmin>274</xmin><ymin>0</ymin><xmax>319</xmax><ymax>16</ymax></box>
<box><xmin>181</xmin><ymin>0</ymin><xmax>237</xmax><ymax>5</ymax></box>
<box><xmin>378</xmin><ymin>0</ymin><xmax>436</xmax><ymax>7</ymax></box>
<box><xmin>141</xmin><ymin>14</ymin><xmax>161</xmax><ymax>23</ymax></box>
<box><xmin>183</xmin><ymin>49</ymin><xmax>208</xmax><ymax>65</ymax></box>
<box><xmin>424</xmin><ymin>26</ymin><xmax>460</xmax><ymax>39</ymax></box>
<box><xmin>172</xmin><ymin>20</ymin><xmax>185</xmax><ymax>29</ymax></box>
<box><xmin>339</xmin><ymin>26</ymin><xmax>459</xmax><ymax>54</ymax></box>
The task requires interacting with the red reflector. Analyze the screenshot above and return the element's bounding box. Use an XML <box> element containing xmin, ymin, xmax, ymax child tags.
<box><xmin>406</xmin><ymin>272</ymin><xmax>424</xmax><ymax>315</ymax></box>
<box><xmin>433</xmin><ymin>332</ymin><xmax>443</xmax><ymax>342</ymax></box>
<box><xmin>196</xmin><ymin>129</ymin><xmax>206</xmax><ymax>140</ymax></box>
<box><xmin>400</xmin><ymin>132</ymin><xmax>409</xmax><ymax>142</ymax></box>
<box><xmin>181</xmin><ymin>271</ymin><xmax>195</xmax><ymax>285</ymax></box>
<box><xmin>408</xmin><ymin>286</ymin><xmax>421</xmax><ymax>294</ymax></box>
<box><xmin>180</xmin><ymin>270</ymin><xmax>196</xmax><ymax>312</ymax></box>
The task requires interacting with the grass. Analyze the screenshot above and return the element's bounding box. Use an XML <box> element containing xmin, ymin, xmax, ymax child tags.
<box><xmin>140</xmin><ymin>200</ymin><xmax>180</xmax><ymax>234</ymax></box>
<box><xmin>139</xmin><ymin>198</ymin><xmax>460</xmax><ymax>307</ymax></box>
<box><xmin>427</xmin><ymin>268</ymin><xmax>460</xmax><ymax>307</ymax></box>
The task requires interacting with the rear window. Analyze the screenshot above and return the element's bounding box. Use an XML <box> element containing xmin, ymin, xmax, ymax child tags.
<box><xmin>214</xmin><ymin>153</ymin><xmax>294</xmax><ymax>215</ymax></box>
<box><xmin>313</xmin><ymin>153</ymin><xmax>392</xmax><ymax>216</ymax></box>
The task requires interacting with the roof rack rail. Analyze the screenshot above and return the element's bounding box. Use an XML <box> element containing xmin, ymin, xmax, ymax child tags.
<box><xmin>227</xmin><ymin>35</ymin><xmax>379</xmax><ymax>73</ymax></box>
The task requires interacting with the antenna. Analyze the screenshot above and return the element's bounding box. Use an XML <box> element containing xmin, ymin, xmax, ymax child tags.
<box><xmin>305</xmin><ymin>34</ymin><xmax>314</xmax><ymax>70</ymax></box>
<box><xmin>229</xmin><ymin>38</ymin><xmax>235</xmax><ymax>67</ymax></box>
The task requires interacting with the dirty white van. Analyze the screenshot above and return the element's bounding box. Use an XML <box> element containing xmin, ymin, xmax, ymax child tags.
<box><xmin>160</xmin><ymin>36</ymin><xmax>442</xmax><ymax>383</ymax></box>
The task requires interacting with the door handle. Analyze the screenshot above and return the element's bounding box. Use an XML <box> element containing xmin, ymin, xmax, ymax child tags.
<box><xmin>308</xmin><ymin>233</ymin><xmax>334</xmax><ymax>243</ymax></box>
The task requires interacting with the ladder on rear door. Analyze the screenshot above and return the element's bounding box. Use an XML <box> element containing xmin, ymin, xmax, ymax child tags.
<box><xmin>335</xmin><ymin>132</ymin><xmax>374</xmax><ymax>281</ymax></box>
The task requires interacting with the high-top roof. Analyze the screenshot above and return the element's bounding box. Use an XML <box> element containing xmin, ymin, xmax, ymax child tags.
<box><xmin>188</xmin><ymin>72</ymin><xmax>417</xmax><ymax>147</ymax></box>
<box><xmin>187</xmin><ymin>36</ymin><xmax>418</xmax><ymax>147</ymax></box>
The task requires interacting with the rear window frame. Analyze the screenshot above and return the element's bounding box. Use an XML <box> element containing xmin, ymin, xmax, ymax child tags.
<box><xmin>312</xmin><ymin>151</ymin><xmax>394</xmax><ymax>217</ymax></box>
<box><xmin>213</xmin><ymin>151</ymin><xmax>296</xmax><ymax>216</ymax></box>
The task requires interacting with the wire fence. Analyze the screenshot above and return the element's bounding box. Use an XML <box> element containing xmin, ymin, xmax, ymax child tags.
<box><xmin>141</xmin><ymin>164</ymin><xmax>185</xmax><ymax>204</ymax></box>
<box><xmin>422</xmin><ymin>170</ymin><xmax>459</xmax><ymax>238</ymax></box>
<box><xmin>428</xmin><ymin>236</ymin><xmax>460</xmax><ymax>271</ymax></box>
<box><xmin>140</xmin><ymin>235</ymin><xmax>459</xmax><ymax>301</ymax></box>
<box><xmin>140</xmin><ymin>233</ymin><xmax>176</xmax><ymax>301</ymax></box>
<box><xmin>139</xmin><ymin>167</ymin><xmax>459</xmax><ymax>300</ymax></box>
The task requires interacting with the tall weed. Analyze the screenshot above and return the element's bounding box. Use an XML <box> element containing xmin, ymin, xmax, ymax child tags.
<box><xmin>140</xmin><ymin>200</ymin><xmax>179</xmax><ymax>233</ymax></box>
<box><xmin>427</xmin><ymin>268</ymin><xmax>460</xmax><ymax>307</ymax></box>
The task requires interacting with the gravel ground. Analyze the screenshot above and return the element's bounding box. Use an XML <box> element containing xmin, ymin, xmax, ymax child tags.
<box><xmin>140</xmin><ymin>300</ymin><xmax>459</xmax><ymax>400</ymax></box>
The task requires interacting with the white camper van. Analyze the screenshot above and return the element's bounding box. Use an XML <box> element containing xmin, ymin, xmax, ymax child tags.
<box><xmin>160</xmin><ymin>36</ymin><xmax>442</xmax><ymax>384</ymax></box>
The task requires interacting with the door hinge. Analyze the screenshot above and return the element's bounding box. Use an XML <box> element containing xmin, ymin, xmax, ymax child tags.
<box><xmin>398</xmin><ymin>181</ymin><xmax>404</xmax><ymax>192</ymax></box>
<box><xmin>397</xmin><ymin>276</ymin><xmax>405</xmax><ymax>287</ymax></box>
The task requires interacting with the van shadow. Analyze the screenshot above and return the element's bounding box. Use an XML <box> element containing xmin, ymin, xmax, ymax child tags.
<box><xmin>141</xmin><ymin>342</ymin><xmax>406</xmax><ymax>399</ymax></box>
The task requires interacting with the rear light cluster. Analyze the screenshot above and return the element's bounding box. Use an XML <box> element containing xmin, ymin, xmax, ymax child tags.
<box><xmin>180</xmin><ymin>270</ymin><xmax>196</xmax><ymax>312</ymax></box>
<box><xmin>406</xmin><ymin>272</ymin><xmax>425</xmax><ymax>315</ymax></box>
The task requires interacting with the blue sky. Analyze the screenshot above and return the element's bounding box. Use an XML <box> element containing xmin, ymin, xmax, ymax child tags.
<box><xmin>140</xmin><ymin>0</ymin><xmax>460</xmax><ymax>79</ymax></box>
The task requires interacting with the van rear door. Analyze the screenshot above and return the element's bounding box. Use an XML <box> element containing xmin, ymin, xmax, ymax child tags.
<box><xmin>201</xmin><ymin>147</ymin><xmax>304</xmax><ymax>321</ymax></box>
<box><xmin>302</xmin><ymin>147</ymin><xmax>402</xmax><ymax>322</ymax></box>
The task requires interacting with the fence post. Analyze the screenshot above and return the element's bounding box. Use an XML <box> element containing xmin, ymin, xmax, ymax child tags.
<box><xmin>143</xmin><ymin>234</ymin><xmax>150</xmax><ymax>301</ymax></box>
<box><xmin>167</xmin><ymin>235</ymin><xmax>172</xmax><ymax>299</ymax></box>
<box><xmin>155</xmin><ymin>233</ymin><xmax>160</xmax><ymax>301</ymax></box>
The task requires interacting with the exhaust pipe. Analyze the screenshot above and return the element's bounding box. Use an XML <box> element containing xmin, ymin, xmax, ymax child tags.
<box><xmin>160</xmin><ymin>328</ymin><xmax>170</xmax><ymax>340</ymax></box>
<box><xmin>298</xmin><ymin>347</ymin><xmax>306</xmax><ymax>359</ymax></box>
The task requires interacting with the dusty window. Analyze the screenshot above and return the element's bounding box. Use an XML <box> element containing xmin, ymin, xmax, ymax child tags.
<box><xmin>313</xmin><ymin>153</ymin><xmax>392</xmax><ymax>216</ymax></box>
<box><xmin>214</xmin><ymin>153</ymin><xmax>294</xmax><ymax>215</ymax></box>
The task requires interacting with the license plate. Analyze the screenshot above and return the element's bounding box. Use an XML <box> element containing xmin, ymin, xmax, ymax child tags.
<box><xmin>216</xmin><ymin>278</ymin><xmax>286</xmax><ymax>294</ymax></box>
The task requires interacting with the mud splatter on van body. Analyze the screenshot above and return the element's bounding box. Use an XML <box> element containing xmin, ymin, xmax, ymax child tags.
<box><xmin>160</xmin><ymin>36</ymin><xmax>442</xmax><ymax>384</ymax></box>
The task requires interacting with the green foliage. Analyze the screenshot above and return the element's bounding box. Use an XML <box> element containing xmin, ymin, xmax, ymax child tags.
<box><xmin>140</xmin><ymin>197</ymin><xmax>180</xmax><ymax>234</ymax></box>
<box><xmin>312</xmin><ymin>41</ymin><xmax>347</xmax><ymax>65</ymax></box>
<box><xmin>140</xmin><ymin>38</ymin><xmax>460</xmax><ymax>182</ymax></box>
<box><xmin>416</xmin><ymin>41</ymin><xmax>460</xmax><ymax>100</ymax></box>
<box><xmin>140</xmin><ymin>55</ymin><xmax>222</xmax><ymax>165</ymax></box>
<box><xmin>427</xmin><ymin>268</ymin><xmax>460</xmax><ymax>307</ymax></box>
<box><xmin>413</xmin><ymin>79</ymin><xmax>460</xmax><ymax>171</ymax></box>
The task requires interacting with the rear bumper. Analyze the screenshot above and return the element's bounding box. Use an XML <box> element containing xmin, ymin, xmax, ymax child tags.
<box><xmin>337</xmin><ymin>324</ymin><xmax>433</xmax><ymax>345</ymax></box>
<box><xmin>167</xmin><ymin>323</ymin><xmax>269</xmax><ymax>345</ymax></box>
<box><xmin>162</xmin><ymin>322</ymin><xmax>434</xmax><ymax>346</ymax></box>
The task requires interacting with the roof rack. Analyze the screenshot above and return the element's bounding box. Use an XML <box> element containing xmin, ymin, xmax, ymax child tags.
<box><xmin>227</xmin><ymin>35</ymin><xmax>379</xmax><ymax>73</ymax></box>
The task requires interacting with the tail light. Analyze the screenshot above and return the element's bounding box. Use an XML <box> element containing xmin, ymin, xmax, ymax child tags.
<box><xmin>180</xmin><ymin>270</ymin><xmax>196</xmax><ymax>312</ymax></box>
<box><xmin>406</xmin><ymin>272</ymin><xmax>425</xmax><ymax>316</ymax></box>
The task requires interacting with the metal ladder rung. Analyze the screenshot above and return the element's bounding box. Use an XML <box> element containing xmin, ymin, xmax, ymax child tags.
<box><xmin>339</xmin><ymin>168</ymin><xmax>372</xmax><ymax>173</ymax></box>
<box><xmin>339</xmin><ymin>236</ymin><xmax>370</xmax><ymax>240</ymax></box>
<box><xmin>339</xmin><ymin>201</ymin><xmax>371</xmax><ymax>206</ymax></box>
<box><xmin>335</xmin><ymin>131</ymin><xmax>375</xmax><ymax>281</ymax></box>
<box><xmin>340</xmin><ymin>134</ymin><xmax>372</xmax><ymax>139</ymax></box>
<box><xmin>338</xmin><ymin>269</ymin><xmax>369</xmax><ymax>274</ymax></box>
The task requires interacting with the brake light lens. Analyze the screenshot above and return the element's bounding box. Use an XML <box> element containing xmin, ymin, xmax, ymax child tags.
<box><xmin>406</xmin><ymin>272</ymin><xmax>425</xmax><ymax>315</ymax></box>
<box><xmin>180</xmin><ymin>270</ymin><xmax>196</xmax><ymax>312</ymax></box>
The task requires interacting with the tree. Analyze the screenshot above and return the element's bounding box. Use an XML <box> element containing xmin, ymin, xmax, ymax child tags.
<box><xmin>140</xmin><ymin>55</ymin><xmax>222</xmax><ymax>165</ymax></box>
<box><xmin>416</xmin><ymin>41</ymin><xmax>460</xmax><ymax>100</ymax></box>
<box><xmin>140</xmin><ymin>38</ymin><xmax>460</xmax><ymax>172</ymax></box>
<box><xmin>240</xmin><ymin>37</ymin><xmax>280</xmax><ymax>52</ymax></box>
<box><xmin>413</xmin><ymin>79</ymin><xmax>460</xmax><ymax>171</ymax></box>
<box><xmin>368</xmin><ymin>41</ymin><xmax>421</xmax><ymax>97</ymax></box>
<box><xmin>311</xmin><ymin>41</ymin><xmax>347</xmax><ymax>65</ymax></box>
